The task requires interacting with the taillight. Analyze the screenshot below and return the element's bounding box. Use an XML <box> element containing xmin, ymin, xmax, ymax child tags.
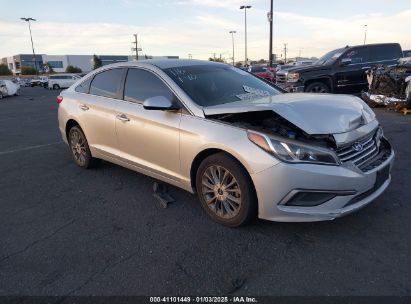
<box><xmin>57</xmin><ymin>95</ymin><xmax>63</xmax><ymax>104</ymax></box>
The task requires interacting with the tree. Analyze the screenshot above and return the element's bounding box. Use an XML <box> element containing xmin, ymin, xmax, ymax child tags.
<box><xmin>0</xmin><ymin>63</ymin><xmax>12</xmax><ymax>76</ymax></box>
<box><xmin>43</xmin><ymin>63</ymin><xmax>54</xmax><ymax>74</ymax></box>
<box><xmin>21</xmin><ymin>66</ymin><xmax>37</xmax><ymax>75</ymax></box>
<box><xmin>93</xmin><ymin>55</ymin><xmax>102</xmax><ymax>70</ymax></box>
<box><xmin>66</xmin><ymin>65</ymin><xmax>82</xmax><ymax>73</ymax></box>
<box><xmin>208</xmin><ymin>57</ymin><xmax>224</xmax><ymax>63</ymax></box>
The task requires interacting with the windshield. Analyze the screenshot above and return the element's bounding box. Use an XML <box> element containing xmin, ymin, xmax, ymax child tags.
<box><xmin>163</xmin><ymin>64</ymin><xmax>281</xmax><ymax>106</ymax></box>
<box><xmin>315</xmin><ymin>48</ymin><xmax>344</xmax><ymax>66</ymax></box>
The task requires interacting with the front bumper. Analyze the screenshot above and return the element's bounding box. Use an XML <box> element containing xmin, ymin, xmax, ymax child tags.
<box><xmin>251</xmin><ymin>148</ymin><xmax>394</xmax><ymax>222</ymax></box>
<box><xmin>276</xmin><ymin>82</ymin><xmax>305</xmax><ymax>93</ymax></box>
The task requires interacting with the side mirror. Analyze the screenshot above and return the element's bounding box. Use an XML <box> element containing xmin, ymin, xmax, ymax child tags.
<box><xmin>143</xmin><ymin>96</ymin><xmax>180</xmax><ymax>111</ymax></box>
<box><xmin>340</xmin><ymin>58</ymin><xmax>352</xmax><ymax>66</ymax></box>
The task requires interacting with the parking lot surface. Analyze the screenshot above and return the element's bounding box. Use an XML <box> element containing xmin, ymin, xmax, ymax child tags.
<box><xmin>0</xmin><ymin>87</ymin><xmax>410</xmax><ymax>296</ymax></box>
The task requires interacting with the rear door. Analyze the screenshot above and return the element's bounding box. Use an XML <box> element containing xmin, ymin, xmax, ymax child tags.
<box><xmin>115</xmin><ymin>68</ymin><xmax>182</xmax><ymax>181</ymax></box>
<box><xmin>334</xmin><ymin>47</ymin><xmax>370</xmax><ymax>93</ymax></box>
<box><xmin>75</xmin><ymin>68</ymin><xmax>126</xmax><ymax>157</ymax></box>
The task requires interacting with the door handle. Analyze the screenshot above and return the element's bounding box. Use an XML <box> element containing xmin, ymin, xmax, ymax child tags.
<box><xmin>79</xmin><ymin>104</ymin><xmax>89</xmax><ymax>111</ymax></box>
<box><xmin>116</xmin><ymin>114</ymin><xmax>130</xmax><ymax>122</ymax></box>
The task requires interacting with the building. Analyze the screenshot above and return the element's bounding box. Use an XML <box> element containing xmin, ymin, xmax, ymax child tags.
<box><xmin>2</xmin><ymin>54</ymin><xmax>44</xmax><ymax>74</ymax></box>
<box><xmin>1</xmin><ymin>54</ymin><xmax>179</xmax><ymax>75</ymax></box>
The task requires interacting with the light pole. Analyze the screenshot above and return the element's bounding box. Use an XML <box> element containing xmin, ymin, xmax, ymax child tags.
<box><xmin>240</xmin><ymin>5</ymin><xmax>251</xmax><ymax>66</ymax></box>
<box><xmin>20</xmin><ymin>17</ymin><xmax>38</xmax><ymax>74</ymax></box>
<box><xmin>268</xmin><ymin>0</ymin><xmax>273</xmax><ymax>67</ymax></box>
<box><xmin>229</xmin><ymin>31</ymin><xmax>236</xmax><ymax>65</ymax></box>
<box><xmin>363</xmin><ymin>24</ymin><xmax>367</xmax><ymax>45</ymax></box>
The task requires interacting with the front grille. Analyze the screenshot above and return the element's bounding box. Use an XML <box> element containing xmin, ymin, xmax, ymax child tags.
<box><xmin>276</xmin><ymin>74</ymin><xmax>287</xmax><ymax>84</ymax></box>
<box><xmin>336</xmin><ymin>132</ymin><xmax>379</xmax><ymax>169</ymax></box>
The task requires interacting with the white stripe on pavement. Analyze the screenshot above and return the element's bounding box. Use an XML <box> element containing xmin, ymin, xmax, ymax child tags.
<box><xmin>0</xmin><ymin>141</ymin><xmax>64</xmax><ymax>155</ymax></box>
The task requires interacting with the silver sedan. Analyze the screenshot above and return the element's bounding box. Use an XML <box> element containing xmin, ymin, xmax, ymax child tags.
<box><xmin>58</xmin><ymin>60</ymin><xmax>394</xmax><ymax>227</ymax></box>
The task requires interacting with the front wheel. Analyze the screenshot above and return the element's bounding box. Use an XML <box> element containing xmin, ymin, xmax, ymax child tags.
<box><xmin>305</xmin><ymin>82</ymin><xmax>330</xmax><ymax>93</ymax></box>
<box><xmin>68</xmin><ymin>126</ymin><xmax>98</xmax><ymax>169</ymax></box>
<box><xmin>53</xmin><ymin>84</ymin><xmax>60</xmax><ymax>90</ymax></box>
<box><xmin>196</xmin><ymin>153</ymin><xmax>257</xmax><ymax>227</ymax></box>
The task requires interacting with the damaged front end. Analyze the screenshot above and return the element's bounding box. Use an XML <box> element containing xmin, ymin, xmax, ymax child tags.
<box><xmin>208</xmin><ymin>110</ymin><xmax>340</xmax><ymax>165</ymax></box>
<box><xmin>203</xmin><ymin>93</ymin><xmax>391</xmax><ymax>171</ymax></box>
<box><xmin>363</xmin><ymin>57</ymin><xmax>411</xmax><ymax>107</ymax></box>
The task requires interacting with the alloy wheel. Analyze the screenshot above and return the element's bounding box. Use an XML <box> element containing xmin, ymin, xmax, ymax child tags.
<box><xmin>70</xmin><ymin>129</ymin><xmax>88</xmax><ymax>166</ymax></box>
<box><xmin>309</xmin><ymin>85</ymin><xmax>328</xmax><ymax>93</ymax></box>
<box><xmin>201</xmin><ymin>165</ymin><xmax>242</xmax><ymax>219</ymax></box>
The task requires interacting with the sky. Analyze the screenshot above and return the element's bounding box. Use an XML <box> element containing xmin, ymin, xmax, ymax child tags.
<box><xmin>0</xmin><ymin>0</ymin><xmax>410</xmax><ymax>61</ymax></box>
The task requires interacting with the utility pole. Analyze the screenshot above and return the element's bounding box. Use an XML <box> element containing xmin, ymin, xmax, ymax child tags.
<box><xmin>132</xmin><ymin>34</ymin><xmax>141</xmax><ymax>60</ymax></box>
<box><xmin>229</xmin><ymin>30</ymin><xmax>236</xmax><ymax>65</ymax></box>
<box><xmin>283</xmin><ymin>43</ymin><xmax>288</xmax><ymax>63</ymax></box>
<box><xmin>268</xmin><ymin>0</ymin><xmax>273</xmax><ymax>67</ymax></box>
<box><xmin>363</xmin><ymin>25</ymin><xmax>367</xmax><ymax>45</ymax></box>
<box><xmin>20</xmin><ymin>17</ymin><xmax>38</xmax><ymax>74</ymax></box>
<box><xmin>240</xmin><ymin>5</ymin><xmax>252</xmax><ymax>66</ymax></box>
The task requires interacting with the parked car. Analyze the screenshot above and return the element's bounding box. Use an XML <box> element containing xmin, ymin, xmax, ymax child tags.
<box><xmin>0</xmin><ymin>80</ymin><xmax>20</xmax><ymax>99</ymax></box>
<box><xmin>18</xmin><ymin>78</ymin><xmax>31</xmax><ymax>87</ymax></box>
<box><xmin>276</xmin><ymin>43</ymin><xmax>403</xmax><ymax>94</ymax></box>
<box><xmin>404</xmin><ymin>50</ymin><xmax>411</xmax><ymax>58</ymax></box>
<box><xmin>248</xmin><ymin>65</ymin><xmax>276</xmax><ymax>82</ymax></box>
<box><xmin>30</xmin><ymin>76</ymin><xmax>48</xmax><ymax>87</ymax></box>
<box><xmin>58</xmin><ymin>60</ymin><xmax>394</xmax><ymax>227</ymax></box>
<box><xmin>48</xmin><ymin>74</ymin><xmax>81</xmax><ymax>90</ymax></box>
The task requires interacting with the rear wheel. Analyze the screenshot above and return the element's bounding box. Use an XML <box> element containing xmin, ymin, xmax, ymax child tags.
<box><xmin>305</xmin><ymin>82</ymin><xmax>330</xmax><ymax>93</ymax></box>
<box><xmin>68</xmin><ymin>126</ymin><xmax>98</xmax><ymax>169</ymax></box>
<box><xmin>196</xmin><ymin>153</ymin><xmax>257</xmax><ymax>227</ymax></box>
<box><xmin>53</xmin><ymin>84</ymin><xmax>60</xmax><ymax>90</ymax></box>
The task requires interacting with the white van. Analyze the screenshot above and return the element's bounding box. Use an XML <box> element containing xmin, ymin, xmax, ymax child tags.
<box><xmin>48</xmin><ymin>74</ymin><xmax>81</xmax><ymax>90</ymax></box>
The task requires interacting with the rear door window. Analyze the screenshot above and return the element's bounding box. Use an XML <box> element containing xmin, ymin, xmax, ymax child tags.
<box><xmin>75</xmin><ymin>77</ymin><xmax>92</xmax><ymax>94</ymax></box>
<box><xmin>90</xmin><ymin>68</ymin><xmax>125</xmax><ymax>99</ymax></box>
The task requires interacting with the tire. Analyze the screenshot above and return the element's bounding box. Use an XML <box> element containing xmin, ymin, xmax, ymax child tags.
<box><xmin>305</xmin><ymin>82</ymin><xmax>330</xmax><ymax>93</ymax></box>
<box><xmin>0</xmin><ymin>92</ymin><xmax>3</xmax><ymax>99</ymax></box>
<box><xmin>195</xmin><ymin>153</ymin><xmax>257</xmax><ymax>227</ymax></box>
<box><xmin>68</xmin><ymin>126</ymin><xmax>98</xmax><ymax>169</ymax></box>
<box><xmin>53</xmin><ymin>84</ymin><xmax>60</xmax><ymax>90</ymax></box>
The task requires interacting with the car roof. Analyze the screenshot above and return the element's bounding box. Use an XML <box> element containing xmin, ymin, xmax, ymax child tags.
<box><xmin>346</xmin><ymin>42</ymin><xmax>401</xmax><ymax>49</ymax></box>
<box><xmin>99</xmin><ymin>59</ymin><xmax>225</xmax><ymax>70</ymax></box>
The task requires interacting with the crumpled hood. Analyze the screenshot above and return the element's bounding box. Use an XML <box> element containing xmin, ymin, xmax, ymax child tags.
<box><xmin>203</xmin><ymin>93</ymin><xmax>376</xmax><ymax>135</ymax></box>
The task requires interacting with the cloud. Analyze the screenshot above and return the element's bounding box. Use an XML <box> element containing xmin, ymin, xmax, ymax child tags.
<box><xmin>176</xmin><ymin>0</ymin><xmax>245</xmax><ymax>10</ymax></box>
<box><xmin>0</xmin><ymin>8</ymin><xmax>410</xmax><ymax>61</ymax></box>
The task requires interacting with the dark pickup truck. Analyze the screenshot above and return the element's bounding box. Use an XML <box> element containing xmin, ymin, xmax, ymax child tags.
<box><xmin>276</xmin><ymin>43</ymin><xmax>403</xmax><ymax>94</ymax></box>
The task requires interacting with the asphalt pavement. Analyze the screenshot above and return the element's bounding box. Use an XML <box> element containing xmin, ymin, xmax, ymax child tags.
<box><xmin>0</xmin><ymin>87</ymin><xmax>410</xmax><ymax>296</ymax></box>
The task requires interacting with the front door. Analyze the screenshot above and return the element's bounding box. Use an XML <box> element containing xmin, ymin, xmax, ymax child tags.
<box><xmin>334</xmin><ymin>47</ymin><xmax>370</xmax><ymax>94</ymax></box>
<box><xmin>115</xmin><ymin>68</ymin><xmax>182</xmax><ymax>181</ymax></box>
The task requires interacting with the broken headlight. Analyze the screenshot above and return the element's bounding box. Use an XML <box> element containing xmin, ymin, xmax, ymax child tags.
<box><xmin>247</xmin><ymin>131</ymin><xmax>339</xmax><ymax>165</ymax></box>
<box><xmin>287</xmin><ymin>72</ymin><xmax>300</xmax><ymax>82</ymax></box>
